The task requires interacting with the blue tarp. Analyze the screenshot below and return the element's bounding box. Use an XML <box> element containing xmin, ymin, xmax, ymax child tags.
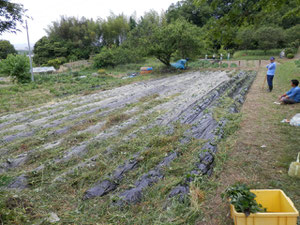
<box><xmin>171</xmin><ymin>59</ymin><xmax>187</xmax><ymax>69</ymax></box>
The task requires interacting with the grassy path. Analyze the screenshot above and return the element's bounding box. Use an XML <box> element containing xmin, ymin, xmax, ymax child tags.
<box><xmin>199</xmin><ymin>59</ymin><xmax>300</xmax><ymax>224</ymax></box>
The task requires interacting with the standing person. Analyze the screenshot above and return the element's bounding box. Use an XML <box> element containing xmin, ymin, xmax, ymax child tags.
<box><xmin>266</xmin><ymin>57</ymin><xmax>276</xmax><ymax>92</ymax></box>
<box><xmin>279</xmin><ymin>79</ymin><xmax>300</xmax><ymax>104</ymax></box>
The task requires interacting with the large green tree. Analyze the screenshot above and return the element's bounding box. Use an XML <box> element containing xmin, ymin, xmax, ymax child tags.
<box><xmin>166</xmin><ymin>0</ymin><xmax>211</xmax><ymax>27</ymax></box>
<box><xmin>0</xmin><ymin>0</ymin><xmax>26</xmax><ymax>34</ymax></box>
<box><xmin>46</xmin><ymin>16</ymin><xmax>101</xmax><ymax>59</ymax></box>
<box><xmin>33</xmin><ymin>16</ymin><xmax>101</xmax><ymax>65</ymax></box>
<box><xmin>0</xmin><ymin>39</ymin><xmax>17</xmax><ymax>59</ymax></box>
<box><xmin>100</xmin><ymin>13</ymin><xmax>130</xmax><ymax>47</ymax></box>
<box><xmin>285</xmin><ymin>24</ymin><xmax>300</xmax><ymax>47</ymax></box>
<box><xmin>192</xmin><ymin>0</ymin><xmax>300</xmax><ymax>50</ymax></box>
<box><xmin>254</xmin><ymin>26</ymin><xmax>285</xmax><ymax>53</ymax></box>
<box><xmin>33</xmin><ymin>36</ymin><xmax>68</xmax><ymax>65</ymax></box>
<box><xmin>144</xmin><ymin>19</ymin><xmax>202</xmax><ymax>66</ymax></box>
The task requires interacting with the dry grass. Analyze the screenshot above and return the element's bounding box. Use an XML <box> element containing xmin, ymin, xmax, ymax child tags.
<box><xmin>102</xmin><ymin>113</ymin><xmax>131</xmax><ymax>130</ymax></box>
<box><xmin>190</xmin><ymin>184</ymin><xmax>206</xmax><ymax>211</ymax></box>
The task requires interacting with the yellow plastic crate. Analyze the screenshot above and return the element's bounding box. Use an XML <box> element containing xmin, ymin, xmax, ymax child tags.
<box><xmin>230</xmin><ymin>189</ymin><xmax>299</xmax><ymax>225</ymax></box>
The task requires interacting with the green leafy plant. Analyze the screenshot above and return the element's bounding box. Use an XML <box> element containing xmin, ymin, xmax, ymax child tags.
<box><xmin>222</xmin><ymin>183</ymin><xmax>266</xmax><ymax>217</ymax></box>
<box><xmin>285</xmin><ymin>48</ymin><xmax>297</xmax><ymax>56</ymax></box>
<box><xmin>0</xmin><ymin>54</ymin><xmax>31</xmax><ymax>83</ymax></box>
<box><xmin>47</xmin><ymin>57</ymin><xmax>67</xmax><ymax>69</ymax></box>
<box><xmin>221</xmin><ymin>63</ymin><xmax>228</xmax><ymax>68</ymax></box>
<box><xmin>98</xmin><ymin>69</ymin><xmax>106</xmax><ymax>74</ymax></box>
<box><xmin>211</xmin><ymin>63</ymin><xmax>220</xmax><ymax>68</ymax></box>
<box><xmin>287</xmin><ymin>53</ymin><xmax>294</xmax><ymax>59</ymax></box>
<box><xmin>230</xmin><ymin>63</ymin><xmax>238</xmax><ymax>68</ymax></box>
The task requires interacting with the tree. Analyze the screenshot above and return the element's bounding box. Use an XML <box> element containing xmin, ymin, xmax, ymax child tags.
<box><xmin>46</xmin><ymin>16</ymin><xmax>101</xmax><ymax>58</ymax></box>
<box><xmin>285</xmin><ymin>24</ymin><xmax>300</xmax><ymax>44</ymax></box>
<box><xmin>192</xmin><ymin>0</ymin><xmax>300</xmax><ymax>50</ymax></box>
<box><xmin>0</xmin><ymin>39</ymin><xmax>17</xmax><ymax>59</ymax></box>
<box><xmin>129</xmin><ymin>16</ymin><xmax>137</xmax><ymax>30</ymax></box>
<box><xmin>101</xmin><ymin>13</ymin><xmax>130</xmax><ymax>47</ymax></box>
<box><xmin>33</xmin><ymin>16</ymin><xmax>102</xmax><ymax>65</ymax></box>
<box><xmin>144</xmin><ymin>19</ymin><xmax>202</xmax><ymax>66</ymax></box>
<box><xmin>236</xmin><ymin>27</ymin><xmax>257</xmax><ymax>50</ymax></box>
<box><xmin>0</xmin><ymin>0</ymin><xmax>27</xmax><ymax>34</ymax></box>
<box><xmin>166</xmin><ymin>0</ymin><xmax>211</xmax><ymax>27</ymax></box>
<box><xmin>0</xmin><ymin>54</ymin><xmax>30</xmax><ymax>83</ymax></box>
<box><xmin>255</xmin><ymin>26</ymin><xmax>285</xmax><ymax>53</ymax></box>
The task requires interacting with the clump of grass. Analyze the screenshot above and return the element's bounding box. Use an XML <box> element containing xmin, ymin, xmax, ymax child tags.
<box><xmin>0</xmin><ymin>175</ymin><xmax>13</xmax><ymax>187</ymax></box>
<box><xmin>189</xmin><ymin>60</ymin><xmax>211</xmax><ymax>69</ymax></box>
<box><xmin>213</xmin><ymin>97</ymin><xmax>235</xmax><ymax>121</ymax></box>
<box><xmin>0</xmin><ymin>195</ymin><xmax>35</xmax><ymax>224</ymax></box>
<box><xmin>138</xmin><ymin>93</ymin><xmax>159</xmax><ymax>103</ymax></box>
<box><xmin>147</xmin><ymin>135</ymin><xmax>179</xmax><ymax>148</ymax></box>
<box><xmin>103</xmin><ymin>113</ymin><xmax>131</xmax><ymax>130</ymax></box>
<box><xmin>62</xmin><ymin>133</ymin><xmax>92</xmax><ymax>148</ymax></box>
<box><xmin>190</xmin><ymin>183</ymin><xmax>206</xmax><ymax>210</ymax></box>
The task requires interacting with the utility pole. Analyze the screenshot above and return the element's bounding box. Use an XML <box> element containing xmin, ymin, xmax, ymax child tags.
<box><xmin>26</xmin><ymin>20</ymin><xmax>34</xmax><ymax>82</ymax></box>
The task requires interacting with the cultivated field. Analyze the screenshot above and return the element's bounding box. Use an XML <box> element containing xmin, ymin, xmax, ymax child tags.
<box><xmin>0</xmin><ymin>69</ymin><xmax>256</xmax><ymax>224</ymax></box>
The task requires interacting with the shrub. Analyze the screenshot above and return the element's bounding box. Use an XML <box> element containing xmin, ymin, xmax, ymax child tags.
<box><xmin>287</xmin><ymin>53</ymin><xmax>294</xmax><ymax>59</ymax></box>
<box><xmin>230</xmin><ymin>63</ymin><xmax>238</xmax><ymax>68</ymax></box>
<box><xmin>93</xmin><ymin>46</ymin><xmax>142</xmax><ymax>68</ymax></box>
<box><xmin>285</xmin><ymin>47</ymin><xmax>297</xmax><ymax>55</ymax></box>
<box><xmin>97</xmin><ymin>69</ymin><xmax>106</xmax><ymax>74</ymax></box>
<box><xmin>68</xmin><ymin>55</ymin><xmax>78</xmax><ymax>62</ymax></box>
<box><xmin>190</xmin><ymin>60</ymin><xmax>211</xmax><ymax>68</ymax></box>
<box><xmin>0</xmin><ymin>54</ymin><xmax>31</xmax><ymax>83</ymax></box>
<box><xmin>288</xmin><ymin>40</ymin><xmax>300</xmax><ymax>49</ymax></box>
<box><xmin>285</xmin><ymin>25</ymin><xmax>300</xmax><ymax>46</ymax></box>
<box><xmin>93</xmin><ymin>47</ymin><xmax>116</xmax><ymax>68</ymax></box>
<box><xmin>47</xmin><ymin>57</ymin><xmax>67</xmax><ymax>69</ymax></box>
<box><xmin>221</xmin><ymin>63</ymin><xmax>228</xmax><ymax>68</ymax></box>
<box><xmin>211</xmin><ymin>63</ymin><xmax>220</xmax><ymax>68</ymax></box>
<box><xmin>233</xmin><ymin>49</ymin><xmax>281</xmax><ymax>58</ymax></box>
<box><xmin>71</xmin><ymin>71</ymin><xmax>80</xmax><ymax>77</ymax></box>
<box><xmin>188</xmin><ymin>60</ymin><xmax>210</xmax><ymax>68</ymax></box>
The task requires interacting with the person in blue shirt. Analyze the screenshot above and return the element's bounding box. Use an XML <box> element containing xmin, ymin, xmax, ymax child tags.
<box><xmin>279</xmin><ymin>79</ymin><xmax>300</xmax><ymax>104</ymax></box>
<box><xmin>266</xmin><ymin>57</ymin><xmax>276</xmax><ymax>92</ymax></box>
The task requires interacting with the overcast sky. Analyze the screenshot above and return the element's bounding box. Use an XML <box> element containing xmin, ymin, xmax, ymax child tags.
<box><xmin>0</xmin><ymin>0</ymin><xmax>178</xmax><ymax>49</ymax></box>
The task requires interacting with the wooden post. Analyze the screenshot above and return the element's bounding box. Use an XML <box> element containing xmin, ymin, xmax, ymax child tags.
<box><xmin>26</xmin><ymin>20</ymin><xmax>34</xmax><ymax>82</ymax></box>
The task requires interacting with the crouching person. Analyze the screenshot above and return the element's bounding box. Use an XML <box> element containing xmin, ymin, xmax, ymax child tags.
<box><xmin>279</xmin><ymin>79</ymin><xmax>300</xmax><ymax>104</ymax></box>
